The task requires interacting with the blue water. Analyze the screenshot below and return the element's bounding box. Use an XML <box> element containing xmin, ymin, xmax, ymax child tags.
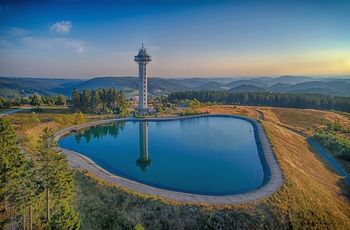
<box><xmin>58</xmin><ymin>116</ymin><xmax>264</xmax><ymax>195</ymax></box>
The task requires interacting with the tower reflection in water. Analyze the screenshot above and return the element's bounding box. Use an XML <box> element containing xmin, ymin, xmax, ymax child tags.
<box><xmin>136</xmin><ymin>122</ymin><xmax>151</xmax><ymax>173</ymax></box>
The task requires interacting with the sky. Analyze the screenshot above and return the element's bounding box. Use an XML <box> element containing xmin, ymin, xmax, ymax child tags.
<box><xmin>0</xmin><ymin>0</ymin><xmax>349</xmax><ymax>79</ymax></box>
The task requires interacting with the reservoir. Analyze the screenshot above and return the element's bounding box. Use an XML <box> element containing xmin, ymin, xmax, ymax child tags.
<box><xmin>58</xmin><ymin>116</ymin><xmax>264</xmax><ymax>195</ymax></box>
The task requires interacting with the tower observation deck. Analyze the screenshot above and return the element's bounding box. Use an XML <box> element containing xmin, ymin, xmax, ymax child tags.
<box><xmin>134</xmin><ymin>44</ymin><xmax>152</xmax><ymax>110</ymax></box>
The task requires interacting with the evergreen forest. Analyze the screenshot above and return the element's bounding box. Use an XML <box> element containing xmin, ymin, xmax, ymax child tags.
<box><xmin>0</xmin><ymin>118</ymin><xmax>80</xmax><ymax>229</ymax></box>
<box><xmin>168</xmin><ymin>91</ymin><xmax>350</xmax><ymax>113</ymax></box>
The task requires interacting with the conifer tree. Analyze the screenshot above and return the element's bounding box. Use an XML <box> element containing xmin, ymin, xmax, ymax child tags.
<box><xmin>99</xmin><ymin>88</ymin><xmax>108</xmax><ymax>110</ymax></box>
<box><xmin>71</xmin><ymin>87</ymin><xmax>81</xmax><ymax>112</ymax></box>
<box><xmin>49</xmin><ymin>203</ymin><xmax>80</xmax><ymax>230</ymax></box>
<box><xmin>9</xmin><ymin>159</ymin><xmax>37</xmax><ymax>229</ymax></box>
<box><xmin>81</xmin><ymin>88</ymin><xmax>91</xmax><ymax>113</ymax></box>
<box><xmin>0</xmin><ymin>117</ymin><xmax>27</xmax><ymax>228</ymax></box>
<box><xmin>37</xmin><ymin>127</ymin><xmax>80</xmax><ymax>228</ymax></box>
<box><xmin>37</xmin><ymin>127</ymin><xmax>57</xmax><ymax>222</ymax></box>
<box><xmin>90</xmin><ymin>90</ymin><xmax>100</xmax><ymax>113</ymax></box>
<box><xmin>107</xmin><ymin>87</ymin><xmax>118</xmax><ymax>110</ymax></box>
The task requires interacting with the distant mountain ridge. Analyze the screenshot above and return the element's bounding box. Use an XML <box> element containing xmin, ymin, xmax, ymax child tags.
<box><xmin>1</xmin><ymin>75</ymin><xmax>350</xmax><ymax>98</ymax></box>
<box><xmin>227</xmin><ymin>85</ymin><xmax>266</xmax><ymax>92</ymax></box>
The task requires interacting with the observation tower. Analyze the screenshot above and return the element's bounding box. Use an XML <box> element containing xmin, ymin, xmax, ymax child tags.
<box><xmin>134</xmin><ymin>44</ymin><xmax>152</xmax><ymax>110</ymax></box>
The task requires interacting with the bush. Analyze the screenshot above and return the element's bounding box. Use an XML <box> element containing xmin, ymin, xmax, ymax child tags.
<box><xmin>314</xmin><ymin>130</ymin><xmax>350</xmax><ymax>161</ymax></box>
<box><xmin>119</xmin><ymin>107</ymin><xmax>130</xmax><ymax>118</ymax></box>
<box><xmin>179</xmin><ymin>109</ymin><xmax>209</xmax><ymax>116</ymax></box>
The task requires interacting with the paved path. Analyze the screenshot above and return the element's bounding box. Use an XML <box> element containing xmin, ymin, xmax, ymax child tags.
<box><xmin>56</xmin><ymin>114</ymin><xmax>283</xmax><ymax>204</ymax></box>
<box><xmin>0</xmin><ymin>107</ymin><xmax>31</xmax><ymax>117</ymax></box>
<box><xmin>255</xmin><ymin>110</ymin><xmax>264</xmax><ymax>120</ymax></box>
<box><xmin>256</xmin><ymin>109</ymin><xmax>350</xmax><ymax>185</ymax></box>
<box><xmin>307</xmin><ymin>138</ymin><xmax>350</xmax><ymax>184</ymax></box>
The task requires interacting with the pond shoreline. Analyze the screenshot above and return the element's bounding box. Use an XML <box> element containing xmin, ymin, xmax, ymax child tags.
<box><xmin>55</xmin><ymin>114</ymin><xmax>283</xmax><ymax>204</ymax></box>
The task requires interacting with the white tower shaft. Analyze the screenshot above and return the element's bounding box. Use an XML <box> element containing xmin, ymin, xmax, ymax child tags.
<box><xmin>138</xmin><ymin>62</ymin><xmax>148</xmax><ymax>109</ymax></box>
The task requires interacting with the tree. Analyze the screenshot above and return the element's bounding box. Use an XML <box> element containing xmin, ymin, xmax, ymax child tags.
<box><xmin>167</xmin><ymin>91</ymin><xmax>350</xmax><ymax>113</ymax></box>
<box><xmin>41</xmin><ymin>96</ymin><xmax>56</xmax><ymax>106</ymax></box>
<box><xmin>81</xmin><ymin>88</ymin><xmax>91</xmax><ymax>113</ymax></box>
<box><xmin>99</xmin><ymin>88</ymin><xmax>108</xmax><ymax>110</ymax></box>
<box><xmin>9</xmin><ymin>159</ymin><xmax>37</xmax><ymax>229</ymax></box>
<box><xmin>49</xmin><ymin>203</ymin><xmax>80</xmax><ymax>230</ymax></box>
<box><xmin>0</xmin><ymin>96</ymin><xmax>4</xmax><ymax>108</ymax></box>
<box><xmin>37</xmin><ymin>127</ymin><xmax>57</xmax><ymax>222</ymax></box>
<box><xmin>90</xmin><ymin>90</ymin><xmax>100</xmax><ymax>113</ymax></box>
<box><xmin>71</xmin><ymin>87</ymin><xmax>81</xmax><ymax>112</ymax></box>
<box><xmin>113</xmin><ymin>90</ymin><xmax>130</xmax><ymax>117</ymax></box>
<box><xmin>37</xmin><ymin>127</ymin><xmax>79</xmax><ymax>228</ymax></box>
<box><xmin>57</xmin><ymin>94</ymin><xmax>67</xmax><ymax>106</ymax></box>
<box><xmin>31</xmin><ymin>93</ymin><xmax>41</xmax><ymax>106</ymax></box>
<box><xmin>0</xmin><ymin>117</ymin><xmax>27</xmax><ymax>228</ymax></box>
<box><xmin>3</xmin><ymin>100</ymin><xmax>12</xmax><ymax>109</ymax></box>
<box><xmin>107</xmin><ymin>87</ymin><xmax>118</xmax><ymax>110</ymax></box>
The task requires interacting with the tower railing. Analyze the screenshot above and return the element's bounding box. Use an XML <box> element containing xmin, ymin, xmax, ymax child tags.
<box><xmin>134</xmin><ymin>56</ymin><xmax>152</xmax><ymax>62</ymax></box>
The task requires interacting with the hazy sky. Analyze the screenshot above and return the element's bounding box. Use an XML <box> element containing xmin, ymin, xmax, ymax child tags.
<box><xmin>0</xmin><ymin>0</ymin><xmax>349</xmax><ymax>78</ymax></box>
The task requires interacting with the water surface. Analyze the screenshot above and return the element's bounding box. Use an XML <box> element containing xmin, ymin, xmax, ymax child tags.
<box><xmin>58</xmin><ymin>117</ymin><xmax>264</xmax><ymax>195</ymax></box>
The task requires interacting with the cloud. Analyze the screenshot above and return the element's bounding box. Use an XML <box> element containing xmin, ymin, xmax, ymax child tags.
<box><xmin>50</xmin><ymin>21</ymin><xmax>72</xmax><ymax>33</ymax></box>
<box><xmin>21</xmin><ymin>37</ymin><xmax>86</xmax><ymax>53</ymax></box>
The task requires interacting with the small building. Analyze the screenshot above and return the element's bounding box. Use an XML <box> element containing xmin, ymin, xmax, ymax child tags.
<box><xmin>130</xmin><ymin>96</ymin><xmax>139</xmax><ymax>104</ymax></box>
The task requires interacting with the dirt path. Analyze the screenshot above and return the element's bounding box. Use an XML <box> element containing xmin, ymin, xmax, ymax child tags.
<box><xmin>56</xmin><ymin>114</ymin><xmax>283</xmax><ymax>204</ymax></box>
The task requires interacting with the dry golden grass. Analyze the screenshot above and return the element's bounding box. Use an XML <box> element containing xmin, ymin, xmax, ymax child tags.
<box><xmin>263</xmin><ymin>122</ymin><xmax>350</xmax><ymax>223</ymax></box>
<box><xmin>267</xmin><ymin>107</ymin><xmax>350</xmax><ymax>135</ymax></box>
<box><xmin>197</xmin><ymin>105</ymin><xmax>260</xmax><ymax>119</ymax></box>
<box><xmin>254</xmin><ymin>107</ymin><xmax>350</xmax><ymax>174</ymax></box>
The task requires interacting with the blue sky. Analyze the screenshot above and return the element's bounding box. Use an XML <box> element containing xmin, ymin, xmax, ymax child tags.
<box><xmin>0</xmin><ymin>0</ymin><xmax>349</xmax><ymax>78</ymax></box>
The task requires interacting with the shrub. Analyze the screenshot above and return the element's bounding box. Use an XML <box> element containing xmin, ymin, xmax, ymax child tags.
<box><xmin>314</xmin><ymin>130</ymin><xmax>350</xmax><ymax>161</ymax></box>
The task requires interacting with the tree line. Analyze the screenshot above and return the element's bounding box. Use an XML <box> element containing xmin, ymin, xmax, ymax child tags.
<box><xmin>168</xmin><ymin>91</ymin><xmax>350</xmax><ymax>113</ymax></box>
<box><xmin>0</xmin><ymin>118</ymin><xmax>80</xmax><ymax>229</ymax></box>
<box><xmin>71</xmin><ymin>87</ymin><xmax>130</xmax><ymax>117</ymax></box>
<box><xmin>0</xmin><ymin>94</ymin><xmax>67</xmax><ymax>108</ymax></box>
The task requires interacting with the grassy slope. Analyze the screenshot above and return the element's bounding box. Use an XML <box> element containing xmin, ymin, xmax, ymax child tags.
<box><xmin>6</xmin><ymin>106</ymin><xmax>350</xmax><ymax>229</ymax></box>
<box><xmin>263</xmin><ymin>122</ymin><xmax>350</xmax><ymax>228</ymax></box>
<box><xmin>259</xmin><ymin>107</ymin><xmax>350</xmax><ymax>174</ymax></box>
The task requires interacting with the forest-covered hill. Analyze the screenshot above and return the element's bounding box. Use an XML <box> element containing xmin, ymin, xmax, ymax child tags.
<box><xmin>1</xmin><ymin>75</ymin><xmax>350</xmax><ymax>98</ymax></box>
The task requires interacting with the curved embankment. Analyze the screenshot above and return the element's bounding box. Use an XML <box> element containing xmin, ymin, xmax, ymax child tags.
<box><xmin>55</xmin><ymin>115</ymin><xmax>283</xmax><ymax>204</ymax></box>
